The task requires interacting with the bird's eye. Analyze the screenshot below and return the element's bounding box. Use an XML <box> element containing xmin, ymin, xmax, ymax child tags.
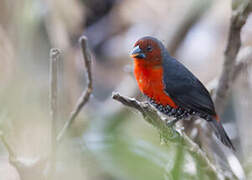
<box><xmin>146</xmin><ymin>45</ymin><xmax>152</xmax><ymax>52</ymax></box>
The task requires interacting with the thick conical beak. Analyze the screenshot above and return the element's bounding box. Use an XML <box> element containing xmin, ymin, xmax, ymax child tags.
<box><xmin>130</xmin><ymin>45</ymin><xmax>146</xmax><ymax>59</ymax></box>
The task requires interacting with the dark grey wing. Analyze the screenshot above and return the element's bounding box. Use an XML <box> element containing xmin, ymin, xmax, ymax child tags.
<box><xmin>162</xmin><ymin>57</ymin><xmax>216</xmax><ymax>116</ymax></box>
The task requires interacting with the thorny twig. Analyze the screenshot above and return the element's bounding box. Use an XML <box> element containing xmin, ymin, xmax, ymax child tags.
<box><xmin>112</xmin><ymin>92</ymin><xmax>225</xmax><ymax>180</ymax></box>
<box><xmin>56</xmin><ymin>36</ymin><xmax>93</xmax><ymax>142</ymax></box>
<box><xmin>213</xmin><ymin>0</ymin><xmax>252</xmax><ymax>113</ymax></box>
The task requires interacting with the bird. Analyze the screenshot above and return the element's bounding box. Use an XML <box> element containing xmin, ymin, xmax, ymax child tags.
<box><xmin>130</xmin><ymin>36</ymin><xmax>235</xmax><ymax>150</ymax></box>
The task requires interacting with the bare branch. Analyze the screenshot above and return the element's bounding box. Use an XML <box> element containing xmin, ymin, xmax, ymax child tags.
<box><xmin>48</xmin><ymin>48</ymin><xmax>60</xmax><ymax>179</ymax></box>
<box><xmin>214</xmin><ymin>0</ymin><xmax>252</xmax><ymax>113</ymax></box>
<box><xmin>233</xmin><ymin>47</ymin><xmax>252</xmax><ymax>82</ymax></box>
<box><xmin>0</xmin><ymin>49</ymin><xmax>62</xmax><ymax>180</ymax></box>
<box><xmin>49</xmin><ymin>48</ymin><xmax>60</xmax><ymax>127</ymax></box>
<box><xmin>0</xmin><ymin>133</ymin><xmax>16</xmax><ymax>164</ymax></box>
<box><xmin>112</xmin><ymin>92</ymin><xmax>225</xmax><ymax>180</ymax></box>
<box><xmin>0</xmin><ymin>133</ymin><xmax>48</xmax><ymax>180</ymax></box>
<box><xmin>49</xmin><ymin>49</ymin><xmax>60</xmax><ymax>145</ymax></box>
<box><xmin>57</xmin><ymin>36</ymin><xmax>93</xmax><ymax>142</ymax></box>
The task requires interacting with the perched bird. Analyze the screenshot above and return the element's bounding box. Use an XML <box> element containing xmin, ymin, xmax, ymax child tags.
<box><xmin>130</xmin><ymin>36</ymin><xmax>234</xmax><ymax>150</ymax></box>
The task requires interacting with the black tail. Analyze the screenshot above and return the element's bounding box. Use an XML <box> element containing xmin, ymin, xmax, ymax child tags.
<box><xmin>209</xmin><ymin>118</ymin><xmax>235</xmax><ymax>151</ymax></box>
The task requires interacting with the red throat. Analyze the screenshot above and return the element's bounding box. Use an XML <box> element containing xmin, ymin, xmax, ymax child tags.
<box><xmin>134</xmin><ymin>60</ymin><xmax>178</xmax><ymax>108</ymax></box>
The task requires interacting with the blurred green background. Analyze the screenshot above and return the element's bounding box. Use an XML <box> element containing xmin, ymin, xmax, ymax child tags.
<box><xmin>0</xmin><ymin>0</ymin><xmax>252</xmax><ymax>179</ymax></box>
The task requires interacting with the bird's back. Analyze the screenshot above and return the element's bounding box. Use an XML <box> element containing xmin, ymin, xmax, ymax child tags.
<box><xmin>162</xmin><ymin>53</ymin><xmax>216</xmax><ymax>116</ymax></box>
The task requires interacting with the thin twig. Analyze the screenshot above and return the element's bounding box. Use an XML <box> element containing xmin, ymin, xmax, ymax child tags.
<box><xmin>0</xmin><ymin>133</ymin><xmax>16</xmax><ymax>164</ymax></box>
<box><xmin>112</xmin><ymin>92</ymin><xmax>225</xmax><ymax>180</ymax></box>
<box><xmin>214</xmin><ymin>0</ymin><xmax>252</xmax><ymax>113</ymax></box>
<box><xmin>56</xmin><ymin>36</ymin><xmax>93</xmax><ymax>142</ymax></box>
<box><xmin>49</xmin><ymin>48</ymin><xmax>60</xmax><ymax>131</ymax></box>
<box><xmin>49</xmin><ymin>49</ymin><xmax>60</xmax><ymax>144</ymax></box>
<box><xmin>49</xmin><ymin>48</ymin><xmax>60</xmax><ymax>179</ymax></box>
<box><xmin>0</xmin><ymin>134</ymin><xmax>24</xmax><ymax>179</ymax></box>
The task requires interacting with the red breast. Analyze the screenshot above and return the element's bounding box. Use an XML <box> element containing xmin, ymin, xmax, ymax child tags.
<box><xmin>134</xmin><ymin>59</ymin><xmax>178</xmax><ymax>108</ymax></box>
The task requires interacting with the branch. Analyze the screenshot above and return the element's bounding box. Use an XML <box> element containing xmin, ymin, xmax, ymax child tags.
<box><xmin>49</xmin><ymin>48</ymin><xmax>60</xmax><ymax>131</ymax></box>
<box><xmin>48</xmin><ymin>48</ymin><xmax>60</xmax><ymax>179</ymax></box>
<box><xmin>0</xmin><ymin>133</ymin><xmax>48</xmax><ymax>180</ymax></box>
<box><xmin>213</xmin><ymin>0</ymin><xmax>252</xmax><ymax>113</ymax></box>
<box><xmin>182</xmin><ymin>132</ymin><xmax>224</xmax><ymax>180</ymax></box>
<box><xmin>233</xmin><ymin>47</ymin><xmax>252</xmax><ymax>82</ymax></box>
<box><xmin>57</xmin><ymin>36</ymin><xmax>93</xmax><ymax>142</ymax></box>
<box><xmin>0</xmin><ymin>133</ymin><xmax>16</xmax><ymax>164</ymax></box>
<box><xmin>112</xmin><ymin>92</ymin><xmax>225</xmax><ymax>180</ymax></box>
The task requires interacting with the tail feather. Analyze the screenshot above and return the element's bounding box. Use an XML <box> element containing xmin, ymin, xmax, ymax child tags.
<box><xmin>209</xmin><ymin>118</ymin><xmax>235</xmax><ymax>151</ymax></box>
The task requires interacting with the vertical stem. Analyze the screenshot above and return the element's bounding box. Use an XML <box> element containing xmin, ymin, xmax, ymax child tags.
<box><xmin>195</xmin><ymin>155</ymin><xmax>204</xmax><ymax>180</ymax></box>
<box><xmin>170</xmin><ymin>145</ymin><xmax>184</xmax><ymax>180</ymax></box>
<box><xmin>49</xmin><ymin>48</ymin><xmax>60</xmax><ymax>179</ymax></box>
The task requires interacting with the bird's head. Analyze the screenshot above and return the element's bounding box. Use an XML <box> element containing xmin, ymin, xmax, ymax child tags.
<box><xmin>130</xmin><ymin>36</ymin><xmax>165</xmax><ymax>66</ymax></box>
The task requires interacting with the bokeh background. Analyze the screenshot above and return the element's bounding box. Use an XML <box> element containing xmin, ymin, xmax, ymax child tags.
<box><xmin>0</xmin><ymin>0</ymin><xmax>252</xmax><ymax>179</ymax></box>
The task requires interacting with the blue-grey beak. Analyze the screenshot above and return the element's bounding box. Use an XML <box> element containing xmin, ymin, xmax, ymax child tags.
<box><xmin>130</xmin><ymin>45</ymin><xmax>146</xmax><ymax>59</ymax></box>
